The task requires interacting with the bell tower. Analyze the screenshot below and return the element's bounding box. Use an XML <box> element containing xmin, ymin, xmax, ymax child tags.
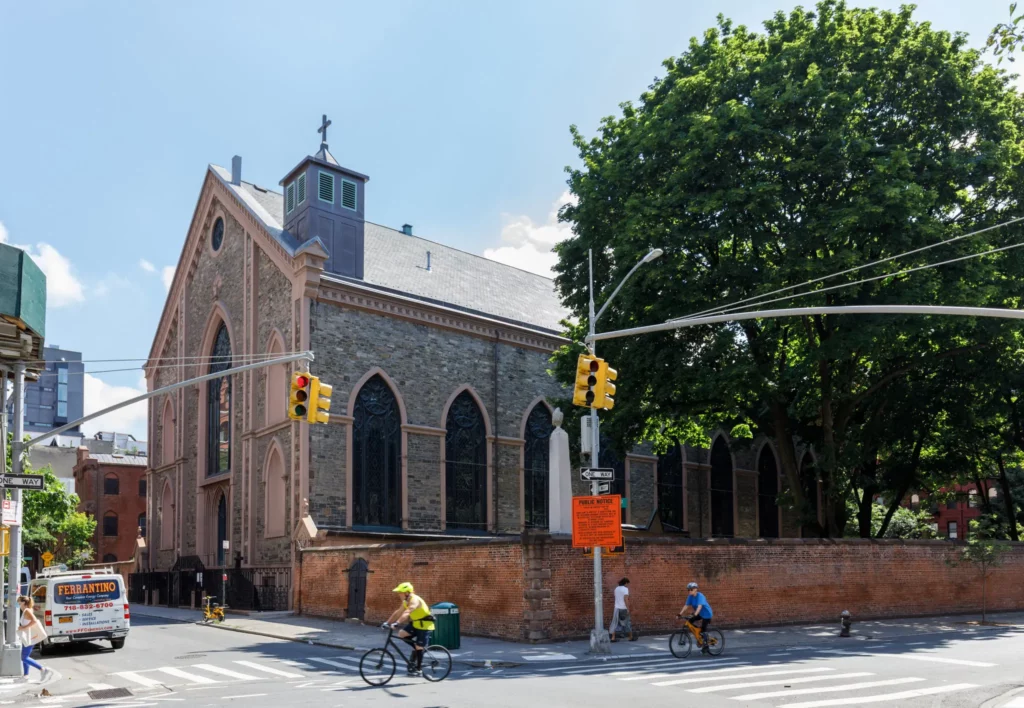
<box><xmin>279</xmin><ymin>114</ymin><xmax>369</xmax><ymax>279</ymax></box>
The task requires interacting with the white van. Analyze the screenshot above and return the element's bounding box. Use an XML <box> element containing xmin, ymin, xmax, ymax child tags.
<box><xmin>29</xmin><ymin>567</ymin><xmax>130</xmax><ymax>651</ymax></box>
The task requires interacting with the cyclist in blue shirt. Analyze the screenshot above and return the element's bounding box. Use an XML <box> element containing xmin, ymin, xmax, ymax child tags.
<box><xmin>678</xmin><ymin>582</ymin><xmax>713</xmax><ymax>654</ymax></box>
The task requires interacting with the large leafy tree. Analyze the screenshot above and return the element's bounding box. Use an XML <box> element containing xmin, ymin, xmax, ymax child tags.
<box><xmin>554</xmin><ymin>1</ymin><xmax>1024</xmax><ymax>535</ymax></box>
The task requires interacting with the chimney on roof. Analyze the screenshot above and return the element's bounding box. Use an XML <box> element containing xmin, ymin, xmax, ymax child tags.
<box><xmin>402</xmin><ymin>224</ymin><xmax>413</xmax><ymax>236</ymax></box>
<box><xmin>231</xmin><ymin>155</ymin><xmax>242</xmax><ymax>185</ymax></box>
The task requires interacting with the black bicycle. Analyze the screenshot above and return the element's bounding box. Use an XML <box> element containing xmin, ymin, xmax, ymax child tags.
<box><xmin>359</xmin><ymin>625</ymin><xmax>453</xmax><ymax>685</ymax></box>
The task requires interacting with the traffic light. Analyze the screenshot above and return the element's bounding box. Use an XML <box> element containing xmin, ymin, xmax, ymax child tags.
<box><xmin>307</xmin><ymin>376</ymin><xmax>333</xmax><ymax>424</ymax></box>
<box><xmin>594</xmin><ymin>360</ymin><xmax>618</xmax><ymax>410</ymax></box>
<box><xmin>572</xmin><ymin>354</ymin><xmax>599</xmax><ymax>408</ymax></box>
<box><xmin>0</xmin><ymin>526</ymin><xmax>9</xmax><ymax>557</ymax></box>
<box><xmin>289</xmin><ymin>372</ymin><xmax>311</xmax><ymax>420</ymax></box>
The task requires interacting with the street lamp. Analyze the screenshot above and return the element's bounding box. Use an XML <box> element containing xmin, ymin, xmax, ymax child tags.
<box><xmin>586</xmin><ymin>246</ymin><xmax>663</xmax><ymax>654</ymax></box>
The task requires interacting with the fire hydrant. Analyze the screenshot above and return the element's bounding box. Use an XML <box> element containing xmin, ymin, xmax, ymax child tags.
<box><xmin>840</xmin><ymin>610</ymin><xmax>852</xmax><ymax>638</ymax></box>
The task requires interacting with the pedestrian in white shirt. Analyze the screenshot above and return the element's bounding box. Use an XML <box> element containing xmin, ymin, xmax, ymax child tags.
<box><xmin>610</xmin><ymin>578</ymin><xmax>635</xmax><ymax>642</ymax></box>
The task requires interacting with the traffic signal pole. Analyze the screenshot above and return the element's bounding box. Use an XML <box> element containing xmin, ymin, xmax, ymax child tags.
<box><xmin>587</xmin><ymin>249</ymin><xmax>608</xmax><ymax>654</ymax></box>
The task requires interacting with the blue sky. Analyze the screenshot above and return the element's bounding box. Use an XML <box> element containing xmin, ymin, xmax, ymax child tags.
<box><xmin>0</xmin><ymin>0</ymin><xmax>1015</xmax><ymax>440</ymax></box>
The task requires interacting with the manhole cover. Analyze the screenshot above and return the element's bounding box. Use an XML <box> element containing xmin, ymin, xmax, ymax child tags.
<box><xmin>89</xmin><ymin>688</ymin><xmax>133</xmax><ymax>700</ymax></box>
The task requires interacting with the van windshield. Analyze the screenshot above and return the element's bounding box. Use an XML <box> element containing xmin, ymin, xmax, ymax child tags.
<box><xmin>54</xmin><ymin>580</ymin><xmax>120</xmax><ymax>605</ymax></box>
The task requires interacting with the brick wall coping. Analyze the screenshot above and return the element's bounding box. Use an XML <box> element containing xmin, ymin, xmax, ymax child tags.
<box><xmin>542</xmin><ymin>534</ymin><xmax>1024</xmax><ymax>548</ymax></box>
<box><xmin>301</xmin><ymin>536</ymin><xmax>522</xmax><ymax>554</ymax></box>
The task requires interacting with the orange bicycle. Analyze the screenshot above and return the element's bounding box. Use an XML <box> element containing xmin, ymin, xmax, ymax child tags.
<box><xmin>669</xmin><ymin>616</ymin><xmax>724</xmax><ymax>658</ymax></box>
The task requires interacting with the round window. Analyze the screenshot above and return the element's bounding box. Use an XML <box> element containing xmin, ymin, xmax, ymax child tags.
<box><xmin>211</xmin><ymin>217</ymin><xmax>225</xmax><ymax>252</ymax></box>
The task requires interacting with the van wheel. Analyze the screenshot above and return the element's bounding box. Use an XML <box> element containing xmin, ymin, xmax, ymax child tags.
<box><xmin>36</xmin><ymin>642</ymin><xmax>50</xmax><ymax>657</ymax></box>
<box><xmin>111</xmin><ymin>638</ymin><xmax>125</xmax><ymax>650</ymax></box>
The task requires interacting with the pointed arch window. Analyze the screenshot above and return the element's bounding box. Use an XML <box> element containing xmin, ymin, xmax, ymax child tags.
<box><xmin>216</xmin><ymin>493</ymin><xmax>227</xmax><ymax>566</ymax></box>
<box><xmin>445</xmin><ymin>391</ymin><xmax>487</xmax><ymax>530</ymax></box>
<box><xmin>523</xmin><ymin>404</ymin><xmax>553</xmax><ymax>529</ymax></box>
<box><xmin>599</xmin><ymin>437</ymin><xmax>627</xmax><ymax>523</ymax></box>
<box><xmin>161</xmin><ymin>397</ymin><xmax>175</xmax><ymax>466</ymax></box>
<box><xmin>800</xmin><ymin>451</ymin><xmax>820</xmax><ymax>535</ymax></box>
<box><xmin>710</xmin><ymin>438</ymin><xmax>734</xmax><ymax>537</ymax></box>
<box><xmin>160</xmin><ymin>483</ymin><xmax>174</xmax><ymax>550</ymax></box>
<box><xmin>757</xmin><ymin>446</ymin><xmax>779</xmax><ymax>538</ymax></box>
<box><xmin>352</xmin><ymin>376</ymin><xmax>401</xmax><ymax>527</ymax></box>
<box><xmin>658</xmin><ymin>443</ymin><xmax>684</xmax><ymax>532</ymax></box>
<box><xmin>207</xmin><ymin>324</ymin><xmax>232</xmax><ymax>478</ymax></box>
<box><xmin>265</xmin><ymin>446</ymin><xmax>287</xmax><ymax>538</ymax></box>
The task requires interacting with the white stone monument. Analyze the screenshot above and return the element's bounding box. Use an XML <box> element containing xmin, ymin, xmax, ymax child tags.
<box><xmin>548</xmin><ymin>408</ymin><xmax>573</xmax><ymax>534</ymax></box>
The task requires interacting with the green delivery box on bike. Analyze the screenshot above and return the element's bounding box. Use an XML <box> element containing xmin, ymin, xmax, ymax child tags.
<box><xmin>430</xmin><ymin>602</ymin><xmax>460</xmax><ymax>650</ymax></box>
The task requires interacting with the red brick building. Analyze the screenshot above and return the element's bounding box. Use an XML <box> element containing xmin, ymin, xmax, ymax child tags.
<box><xmin>74</xmin><ymin>448</ymin><xmax>148</xmax><ymax>563</ymax></box>
<box><xmin>909</xmin><ymin>481</ymin><xmax>998</xmax><ymax>539</ymax></box>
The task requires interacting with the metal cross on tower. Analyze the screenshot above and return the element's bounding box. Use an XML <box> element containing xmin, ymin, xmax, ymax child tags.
<box><xmin>318</xmin><ymin>114</ymin><xmax>332</xmax><ymax>147</ymax></box>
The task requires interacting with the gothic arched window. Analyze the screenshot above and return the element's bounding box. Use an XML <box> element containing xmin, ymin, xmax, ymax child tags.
<box><xmin>599</xmin><ymin>437</ymin><xmax>627</xmax><ymax>523</ymax></box>
<box><xmin>352</xmin><ymin>376</ymin><xmax>401</xmax><ymax>527</ymax></box>
<box><xmin>710</xmin><ymin>437</ymin><xmax>734</xmax><ymax>537</ymax></box>
<box><xmin>800</xmin><ymin>451</ymin><xmax>820</xmax><ymax>534</ymax></box>
<box><xmin>216</xmin><ymin>492</ymin><xmax>227</xmax><ymax>566</ymax></box>
<box><xmin>658</xmin><ymin>443</ymin><xmax>684</xmax><ymax>532</ymax></box>
<box><xmin>757</xmin><ymin>446</ymin><xmax>780</xmax><ymax>538</ymax></box>
<box><xmin>206</xmin><ymin>324</ymin><xmax>232</xmax><ymax>478</ymax></box>
<box><xmin>523</xmin><ymin>404</ymin><xmax>552</xmax><ymax>528</ymax></box>
<box><xmin>445</xmin><ymin>391</ymin><xmax>487</xmax><ymax>530</ymax></box>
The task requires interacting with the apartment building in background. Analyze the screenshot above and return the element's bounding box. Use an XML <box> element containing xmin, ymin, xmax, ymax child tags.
<box><xmin>5</xmin><ymin>345</ymin><xmax>84</xmax><ymax>437</ymax></box>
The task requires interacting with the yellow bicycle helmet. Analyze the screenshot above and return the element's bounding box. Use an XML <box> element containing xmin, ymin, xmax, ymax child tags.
<box><xmin>393</xmin><ymin>582</ymin><xmax>414</xmax><ymax>593</ymax></box>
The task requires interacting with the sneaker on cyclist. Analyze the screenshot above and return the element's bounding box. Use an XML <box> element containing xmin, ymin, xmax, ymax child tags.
<box><xmin>406</xmin><ymin>667</ymin><xmax>422</xmax><ymax>677</ymax></box>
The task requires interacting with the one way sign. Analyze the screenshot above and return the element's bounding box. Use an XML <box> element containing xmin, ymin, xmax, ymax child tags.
<box><xmin>580</xmin><ymin>467</ymin><xmax>614</xmax><ymax>481</ymax></box>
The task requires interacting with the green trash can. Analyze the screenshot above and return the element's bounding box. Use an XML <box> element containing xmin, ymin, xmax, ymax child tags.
<box><xmin>430</xmin><ymin>602</ymin><xmax>460</xmax><ymax>650</ymax></box>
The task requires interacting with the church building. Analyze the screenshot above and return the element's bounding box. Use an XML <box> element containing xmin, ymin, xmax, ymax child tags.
<box><xmin>145</xmin><ymin>119</ymin><xmax>810</xmax><ymax>608</ymax></box>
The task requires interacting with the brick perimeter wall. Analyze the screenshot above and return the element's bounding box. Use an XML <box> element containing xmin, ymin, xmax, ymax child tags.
<box><xmin>300</xmin><ymin>535</ymin><xmax>1024</xmax><ymax>642</ymax></box>
<box><xmin>299</xmin><ymin>539</ymin><xmax>526</xmax><ymax>639</ymax></box>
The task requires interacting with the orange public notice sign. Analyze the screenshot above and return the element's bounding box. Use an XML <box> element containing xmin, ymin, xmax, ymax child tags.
<box><xmin>572</xmin><ymin>495</ymin><xmax>623</xmax><ymax>549</ymax></box>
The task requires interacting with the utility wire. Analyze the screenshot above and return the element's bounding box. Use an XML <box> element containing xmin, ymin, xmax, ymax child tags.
<box><xmin>672</xmin><ymin>238</ymin><xmax>1024</xmax><ymax>322</ymax></box>
<box><xmin>676</xmin><ymin>215</ymin><xmax>1024</xmax><ymax>322</ymax></box>
<box><xmin>17</xmin><ymin>351</ymin><xmax>309</xmax><ymax>366</ymax></box>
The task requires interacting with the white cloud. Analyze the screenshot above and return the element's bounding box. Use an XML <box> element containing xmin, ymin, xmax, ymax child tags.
<box><xmin>482</xmin><ymin>191</ymin><xmax>576</xmax><ymax>278</ymax></box>
<box><xmin>94</xmin><ymin>273</ymin><xmax>132</xmax><ymax>298</ymax></box>
<box><xmin>161</xmin><ymin>265</ymin><xmax>176</xmax><ymax>291</ymax></box>
<box><xmin>81</xmin><ymin>374</ymin><xmax>148</xmax><ymax>441</ymax></box>
<box><xmin>139</xmin><ymin>259</ymin><xmax>155</xmax><ymax>273</ymax></box>
<box><xmin>0</xmin><ymin>221</ymin><xmax>85</xmax><ymax>307</ymax></box>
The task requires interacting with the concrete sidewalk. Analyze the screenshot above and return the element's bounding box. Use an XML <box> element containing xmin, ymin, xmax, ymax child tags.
<box><xmin>131</xmin><ymin>604</ymin><xmax>1024</xmax><ymax>667</ymax></box>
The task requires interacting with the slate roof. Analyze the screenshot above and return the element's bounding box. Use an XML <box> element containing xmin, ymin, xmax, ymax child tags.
<box><xmin>211</xmin><ymin>165</ymin><xmax>567</xmax><ymax>334</ymax></box>
<box><xmin>90</xmin><ymin>454</ymin><xmax>148</xmax><ymax>467</ymax></box>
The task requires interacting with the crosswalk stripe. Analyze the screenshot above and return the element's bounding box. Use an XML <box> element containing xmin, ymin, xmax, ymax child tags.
<box><xmin>307</xmin><ymin>658</ymin><xmax>360</xmax><ymax>671</ymax></box>
<box><xmin>89</xmin><ymin>683</ymin><xmax>115</xmax><ymax>690</ymax></box>
<box><xmin>562</xmin><ymin>659</ymin><xmax>694</xmax><ymax>675</ymax></box>
<box><xmin>1004</xmin><ymin>697</ymin><xmax>1024</xmax><ymax>707</ymax></box>
<box><xmin>819</xmin><ymin>650</ymin><xmax>995</xmax><ymax>668</ymax></box>
<box><xmin>778</xmin><ymin>683</ymin><xmax>978</xmax><ymax>707</ymax></box>
<box><xmin>617</xmin><ymin>662</ymin><xmax>750</xmax><ymax>681</ymax></box>
<box><xmin>690</xmin><ymin>672</ymin><xmax>873</xmax><ymax>693</ymax></box>
<box><xmin>233</xmin><ymin>660</ymin><xmax>303</xmax><ymax>678</ymax></box>
<box><xmin>115</xmin><ymin>672</ymin><xmax>165</xmax><ymax>687</ymax></box>
<box><xmin>156</xmin><ymin>667</ymin><xmax>219</xmax><ymax>685</ymax></box>
<box><xmin>190</xmin><ymin>664</ymin><xmax>261</xmax><ymax>680</ymax></box>
<box><xmin>735</xmin><ymin>677</ymin><xmax>926</xmax><ymax>700</ymax></box>
<box><xmin>655</xmin><ymin>667</ymin><xmax>834</xmax><ymax>688</ymax></box>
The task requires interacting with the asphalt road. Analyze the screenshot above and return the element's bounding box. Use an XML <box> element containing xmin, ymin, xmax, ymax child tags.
<box><xmin>6</xmin><ymin>615</ymin><xmax>1024</xmax><ymax>707</ymax></box>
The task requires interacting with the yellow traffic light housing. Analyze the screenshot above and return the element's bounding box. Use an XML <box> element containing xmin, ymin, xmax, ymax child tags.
<box><xmin>572</xmin><ymin>354</ymin><xmax>599</xmax><ymax>408</ymax></box>
<box><xmin>595</xmin><ymin>360</ymin><xmax>618</xmax><ymax>410</ymax></box>
<box><xmin>307</xmin><ymin>376</ymin><xmax>333</xmax><ymax>424</ymax></box>
<box><xmin>289</xmin><ymin>372</ymin><xmax>312</xmax><ymax>420</ymax></box>
<box><xmin>0</xmin><ymin>526</ymin><xmax>8</xmax><ymax>557</ymax></box>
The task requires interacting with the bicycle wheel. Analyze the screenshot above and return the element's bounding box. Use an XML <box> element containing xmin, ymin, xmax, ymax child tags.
<box><xmin>705</xmin><ymin>629</ymin><xmax>725</xmax><ymax>656</ymax></box>
<box><xmin>421</xmin><ymin>645</ymin><xmax>452</xmax><ymax>682</ymax></box>
<box><xmin>359</xmin><ymin>648</ymin><xmax>396</xmax><ymax>686</ymax></box>
<box><xmin>669</xmin><ymin>630</ymin><xmax>692</xmax><ymax>659</ymax></box>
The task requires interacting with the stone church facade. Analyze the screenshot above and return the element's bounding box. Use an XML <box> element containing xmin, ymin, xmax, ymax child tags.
<box><xmin>145</xmin><ymin>128</ymin><xmax>817</xmax><ymax>602</ymax></box>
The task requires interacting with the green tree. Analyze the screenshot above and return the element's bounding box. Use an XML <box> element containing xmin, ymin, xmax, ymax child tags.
<box><xmin>6</xmin><ymin>433</ymin><xmax>96</xmax><ymax>567</ymax></box>
<box><xmin>950</xmin><ymin>519</ymin><xmax>1011</xmax><ymax>623</ymax></box>
<box><xmin>555</xmin><ymin>1</ymin><xmax>1024</xmax><ymax>536</ymax></box>
<box><xmin>988</xmin><ymin>3</ymin><xmax>1024</xmax><ymax>62</ymax></box>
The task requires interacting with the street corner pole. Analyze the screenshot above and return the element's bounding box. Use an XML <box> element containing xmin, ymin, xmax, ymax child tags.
<box><xmin>587</xmin><ymin>248</ymin><xmax>610</xmax><ymax>655</ymax></box>
<box><xmin>1</xmin><ymin>364</ymin><xmax>25</xmax><ymax>677</ymax></box>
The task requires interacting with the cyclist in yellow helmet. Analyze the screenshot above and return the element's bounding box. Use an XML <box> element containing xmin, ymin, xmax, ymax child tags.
<box><xmin>384</xmin><ymin>582</ymin><xmax>436</xmax><ymax>676</ymax></box>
